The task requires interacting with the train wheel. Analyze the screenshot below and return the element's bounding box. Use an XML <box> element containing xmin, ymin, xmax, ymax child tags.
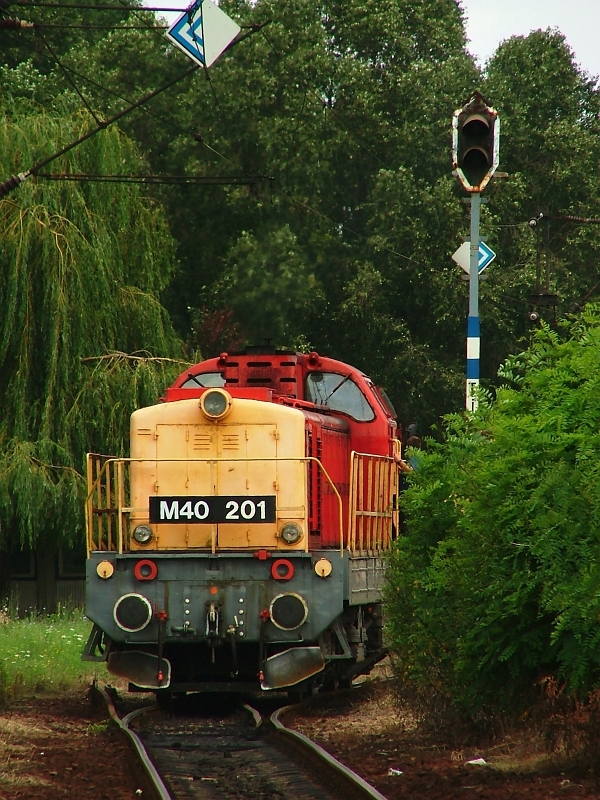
<box><xmin>155</xmin><ymin>690</ymin><xmax>174</xmax><ymax>708</ymax></box>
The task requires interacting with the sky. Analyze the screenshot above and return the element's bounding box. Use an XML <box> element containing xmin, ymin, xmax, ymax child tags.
<box><xmin>460</xmin><ymin>0</ymin><xmax>600</xmax><ymax>79</ymax></box>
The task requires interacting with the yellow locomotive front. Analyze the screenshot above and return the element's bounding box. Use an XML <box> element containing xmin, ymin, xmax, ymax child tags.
<box><xmin>83</xmin><ymin>386</ymin><xmax>352</xmax><ymax>695</ymax></box>
<box><xmin>128</xmin><ymin>388</ymin><xmax>314</xmax><ymax>553</ymax></box>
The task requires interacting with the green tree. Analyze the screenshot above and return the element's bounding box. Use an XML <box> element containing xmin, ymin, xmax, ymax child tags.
<box><xmin>0</xmin><ymin>104</ymin><xmax>185</xmax><ymax>550</ymax></box>
<box><xmin>159</xmin><ymin>0</ymin><xmax>479</xmax><ymax>423</ymax></box>
<box><xmin>215</xmin><ymin>225</ymin><xmax>324</xmax><ymax>346</ymax></box>
<box><xmin>478</xmin><ymin>30</ymin><xmax>600</xmax><ymax>378</ymax></box>
<box><xmin>387</xmin><ymin>305</ymin><xmax>600</xmax><ymax>714</ymax></box>
<box><xmin>3</xmin><ymin>0</ymin><xmax>480</xmax><ymax>426</ymax></box>
<box><xmin>6</xmin><ymin>8</ymin><xmax>600</xmax><ymax>434</ymax></box>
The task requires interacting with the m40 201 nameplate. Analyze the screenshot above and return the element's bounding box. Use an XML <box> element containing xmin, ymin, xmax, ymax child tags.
<box><xmin>149</xmin><ymin>496</ymin><xmax>276</xmax><ymax>524</ymax></box>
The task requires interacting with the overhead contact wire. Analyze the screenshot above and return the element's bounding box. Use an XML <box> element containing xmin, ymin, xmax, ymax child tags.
<box><xmin>22</xmin><ymin>22</ymin><xmax>167</xmax><ymax>28</ymax></box>
<box><xmin>0</xmin><ymin>62</ymin><xmax>200</xmax><ymax>196</ymax></box>
<box><xmin>0</xmin><ymin>22</ymin><xmax>269</xmax><ymax>195</ymax></box>
<box><xmin>3</xmin><ymin>16</ymin><xmax>420</xmax><ymax>267</ymax></box>
<box><xmin>36</xmin><ymin>28</ymin><xmax>105</xmax><ymax>125</ymax></box>
<box><xmin>11</xmin><ymin>2</ymin><xmax>190</xmax><ymax>9</ymax></box>
<box><xmin>2</xmin><ymin>28</ymin><xmax>236</xmax><ymax>169</ymax></box>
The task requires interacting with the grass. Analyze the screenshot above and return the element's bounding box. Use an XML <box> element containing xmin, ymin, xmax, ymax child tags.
<box><xmin>0</xmin><ymin>611</ymin><xmax>104</xmax><ymax>702</ymax></box>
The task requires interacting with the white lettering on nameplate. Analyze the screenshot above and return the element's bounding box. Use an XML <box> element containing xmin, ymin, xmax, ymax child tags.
<box><xmin>149</xmin><ymin>496</ymin><xmax>276</xmax><ymax>524</ymax></box>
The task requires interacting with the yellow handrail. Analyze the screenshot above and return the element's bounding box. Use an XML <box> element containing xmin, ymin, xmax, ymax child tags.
<box><xmin>85</xmin><ymin>455</ymin><xmax>344</xmax><ymax>556</ymax></box>
<box><xmin>348</xmin><ymin>451</ymin><xmax>396</xmax><ymax>555</ymax></box>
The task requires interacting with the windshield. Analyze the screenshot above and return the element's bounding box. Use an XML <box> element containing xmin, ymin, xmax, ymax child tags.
<box><xmin>180</xmin><ymin>372</ymin><xmax>225</xmax><ymax>389</ymax></box>
<box><xmin>305</xmin><ymin>372</ymin><xmax>375</xmax><ymax>422</ymax></box>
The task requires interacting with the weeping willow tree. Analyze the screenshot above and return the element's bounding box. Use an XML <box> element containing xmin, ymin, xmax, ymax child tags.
<box><xmin>0</xmin><ymin>104</ymin><xmax>187</xmax><ymax>550</ymax></box>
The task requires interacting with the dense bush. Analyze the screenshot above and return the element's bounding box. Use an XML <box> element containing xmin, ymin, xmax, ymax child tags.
<box><xmin>387</xmin><ymin>305</ymin><xmax>600</xmax><ymax>715</ymax></box>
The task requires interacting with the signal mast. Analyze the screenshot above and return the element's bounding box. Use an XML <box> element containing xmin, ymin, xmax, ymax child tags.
<box><xmin>452</xmin><ymin>92</ymin><xmax>500</xmax><ymax>411</ymax></box>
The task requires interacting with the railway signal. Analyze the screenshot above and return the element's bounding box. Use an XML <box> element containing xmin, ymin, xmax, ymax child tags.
<box><xmin>452</xmin><ymin>91</ymin><xmax>499</xmax><ymax>193</ymax></box>
<box><xmin>452</xmin><ymin>92</ymin><xmax>500</xmax><ymax>412</ymax></box>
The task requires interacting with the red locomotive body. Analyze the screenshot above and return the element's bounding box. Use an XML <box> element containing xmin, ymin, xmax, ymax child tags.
<box><xmin>168</xmin><ymin>348</ymin><xmax>398</xmax><ymax>551</ymax></box>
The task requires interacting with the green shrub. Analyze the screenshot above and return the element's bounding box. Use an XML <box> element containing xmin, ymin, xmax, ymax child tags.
<box><xmin>386</xmin><ymin>305</ymin><xmax>600</xmax><ymax>716</ymax></box>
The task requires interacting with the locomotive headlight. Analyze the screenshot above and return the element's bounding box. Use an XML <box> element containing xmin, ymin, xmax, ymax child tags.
<box><xmin>200</xmin><ymin>388</ymin><xmax>232</xmax><ymax>420</ymax></box>
<box><xmin>132</xmin><ymin>525</ymin><xmax>153</xmax><ymax>545</ymax></box>
<box><xmin>269</xmin><ymin>593</ymin><xmax>308</xmax><ymax>630</ymax></box>
<box><xmin>280</xmin><ymin>522</ymin><xmax>303</xmax><ymax>545</ymax></box>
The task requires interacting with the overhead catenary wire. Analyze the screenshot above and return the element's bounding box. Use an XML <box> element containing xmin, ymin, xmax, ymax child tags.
<box><xmin>1</xmin><ymin>28</ymin><xmax>516</xmax><ymax>275</ymax></box>
<box><xmin>7</xmin><ymin>36</ymin><xmax>429</xmax><ymax>267</ymax></box>
<box><xmin>35</xmin><ymin>172</ymin><xmax>270</xmax><ymax>184</ymax></box>
<box><xmin>0</xmin><ymin>62</ymin><xmax>200</xmax><ymax>196</ymax></box>
<box><xmin>0</xmin><ymin>21</ymin><xmax>269</xmax><ymax>197</ymax></box>
<box><xmin>0</xmin><ymin>20</ymin><xmax>168</xmax><ymax>27</ymax></box>
<box><xmin>3</xmin><ymin>15</ymin><xmax>456</xmax><ymax>272</ymax></box>
<box><xmin>1</xmin><ymin>28</ymin><xmax>240</xmax><ymax>169</ymax></box>
<box><xmin>9</xmin><ymin>2</ymin><xmax>191</xmax><ymax>9</ymax></box>
<box><xmin>36</xmin><ymin>27</ymin><xmax>104</xmax><ymax>124</ymax></box>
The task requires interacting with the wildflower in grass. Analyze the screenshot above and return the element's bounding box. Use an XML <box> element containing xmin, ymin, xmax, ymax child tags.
<box><xmin>0</xmin><ymin>612</ymin><xmax>102</xmax><ymax>697</ymax></box>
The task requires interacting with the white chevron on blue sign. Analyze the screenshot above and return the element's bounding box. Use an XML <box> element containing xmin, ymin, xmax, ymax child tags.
<box><xmin>452</xmin><ymin>240</ymin><xmax>497</xmax><ymax>274</ymax></box>
<box><xmin>477</xmin><ymin>241</ymin><xmax>496</xmax><ymax>271</ymax></box>
<box><xmin>165</xmin><ymin>0</ymin><xmax>240</xmax><ymax>69</ymax></box>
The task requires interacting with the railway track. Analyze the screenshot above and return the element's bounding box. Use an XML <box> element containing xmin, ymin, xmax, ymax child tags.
<box><xmin>99</xmin><ymin>688</ymin><xmax>388</xmax><ymax>800</ymax></box>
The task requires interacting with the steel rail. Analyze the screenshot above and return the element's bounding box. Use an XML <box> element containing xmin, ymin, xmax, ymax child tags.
<box><xmin>96</xmin><ymin>689</ymin><xmax>266</xmax><ymax>800</ymax></box>
<box><xmin>96</xmin><ymin>687</ymin><xmax>386</xmax><ymax>800</ymax></box>
<box><xmin>98</xmin><ymin>688</ymin><xmax>171</xmax><ymax>800</ymax></box>
<box><xmin>270</xmin><ymin>704</ymin><xmax>389</xmax><ymax>800</ymax></box>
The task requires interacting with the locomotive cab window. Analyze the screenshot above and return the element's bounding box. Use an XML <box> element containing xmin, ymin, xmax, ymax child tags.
<box><xmin>305</xmin><ymin>372</ymin><xmax>375</xmax><ymax>421</ymax></box>
<box><xmin>180</xmin><ymin>372</ymin><xmax>225</xmax><ymax>389</ymax></box>
<box><xmin>373</xmin><ymin>385</ymin><xmax>397</xmax><ymax>418</ymax></box>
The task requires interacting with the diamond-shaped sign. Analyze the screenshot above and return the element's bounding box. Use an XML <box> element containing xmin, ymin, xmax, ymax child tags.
<box><xmin>165</xmin><ymin>0</ymin><xmax>241</xmax><ymax>69</ymax></box>
<box><xmin>452</xmin><ymin>241</ymin><xmax>497</xmax><ymax>274</ymax></box>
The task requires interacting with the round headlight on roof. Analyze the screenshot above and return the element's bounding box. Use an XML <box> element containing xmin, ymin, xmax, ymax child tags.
<box><xmin>200</xmin><ymin>388</ymin><xmax>232</xmax><ymax>420</ymax></box>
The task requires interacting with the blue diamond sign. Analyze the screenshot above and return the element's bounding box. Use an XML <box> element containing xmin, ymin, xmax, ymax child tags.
<box><xmin>165</xmin><ymin>0</ymin><xmax>240</xmax><ymax>69</ymax></box>
<box><xmin>452</xmin><ymin>241</ymin><xmax>497</xmax><ymax>274</ymax></box>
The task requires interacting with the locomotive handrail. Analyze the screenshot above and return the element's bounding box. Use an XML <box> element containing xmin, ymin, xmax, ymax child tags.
<box><xmin>86</xmin><ymin>454</ymin><xmax>344</xmax><ymax>555</ymax></box>
<box><xmin>348</xmin><ymin>451</ymin><xmax>396</xmax><ymax>555</ymax></box>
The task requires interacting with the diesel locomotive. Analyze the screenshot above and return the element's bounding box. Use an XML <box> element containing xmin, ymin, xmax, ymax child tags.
<box><xmin>82</xmin><ymin>348</ymin><xmax>400</xmax><ymax>696</ymax></box>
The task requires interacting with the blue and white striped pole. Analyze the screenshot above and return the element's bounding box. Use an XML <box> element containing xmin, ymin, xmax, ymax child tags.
<box><xmin>466</xmin><ymin>192</ymin><xmax>481</xmax><ymax>411</ymax></box>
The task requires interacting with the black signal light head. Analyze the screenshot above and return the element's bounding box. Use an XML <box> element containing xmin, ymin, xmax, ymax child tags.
<box><xmin>452</xmin><ymin>91</ymin><xmax>499</xmax><ymax>193</ymax></box>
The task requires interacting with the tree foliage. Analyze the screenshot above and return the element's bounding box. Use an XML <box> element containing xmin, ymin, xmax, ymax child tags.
<box><xmin>3</xmin><ymin>0</ymin><xmax>477</xmax><ymax>424</ymax></box>
<box><xmin>387</xmin><ymin>305</ymin><xmax>600</xmax><ymax>714</ymax></box>
<box><xmin>2</xmin><ymin>9</ymin><xmax>600</xmax><ymax>432</ymax></box>
<box><xmin>0</xmin><ymin>106</ymin><xmax>184</xmax><ymax>549</ymax></box>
